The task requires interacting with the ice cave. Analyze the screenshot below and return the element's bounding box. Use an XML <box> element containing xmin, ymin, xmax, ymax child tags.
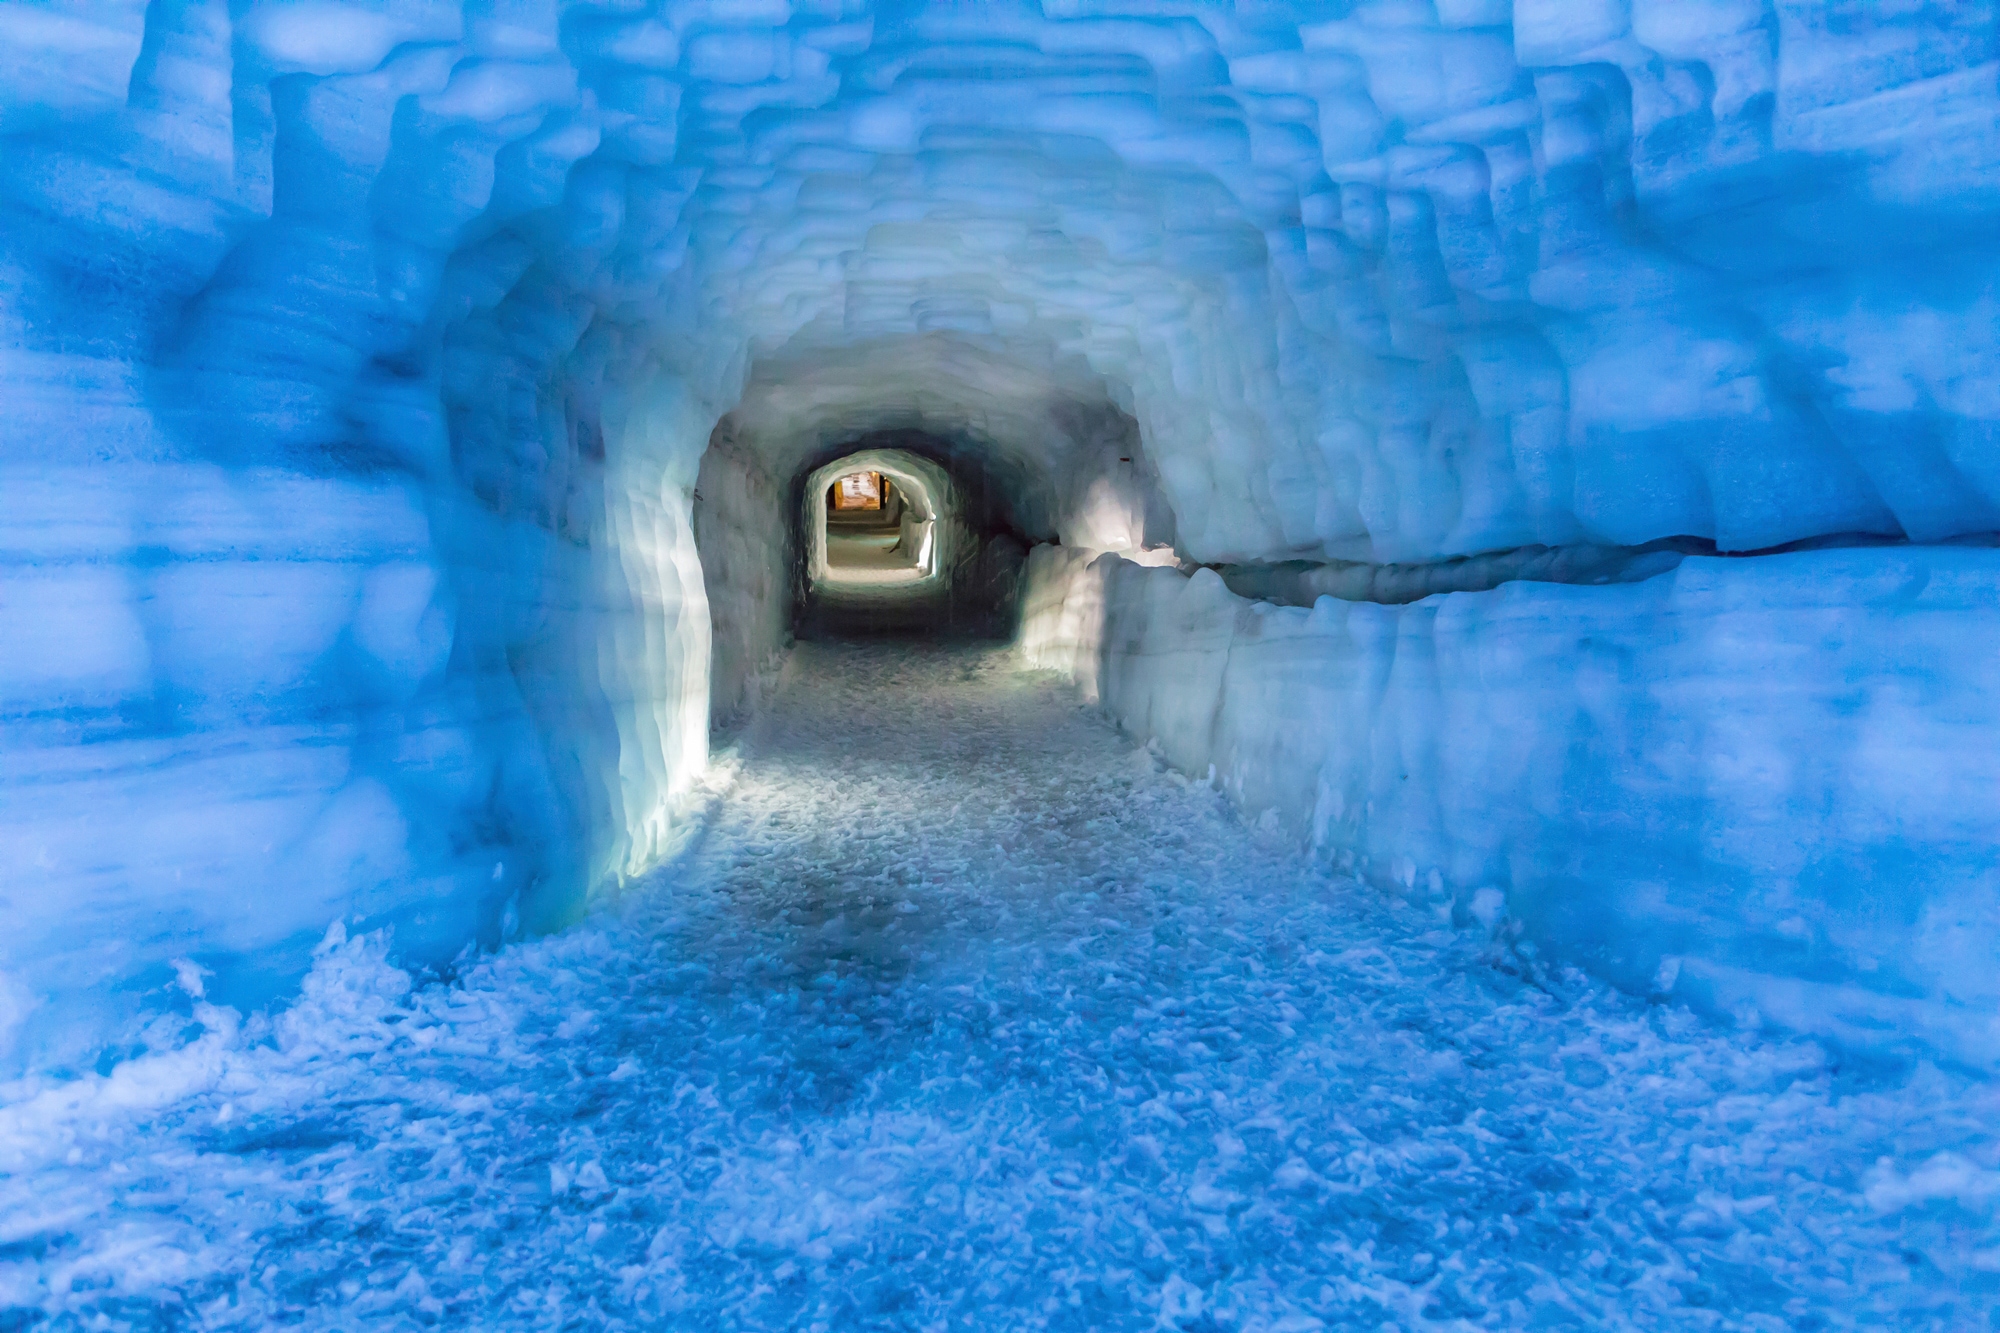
<box><xmin>3</xmin><ymin>0</ymin><xmax>1999</xmax><ymax>1326</ymax></box>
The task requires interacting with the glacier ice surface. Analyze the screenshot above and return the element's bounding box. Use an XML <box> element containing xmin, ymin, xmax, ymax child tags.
<box><xmin>1</xmin><ymin>0</ymin><xmax>1998</xmax><ymax>1095</ymax></box>
<box><xmin>2</xmin><ymin>644</ymin><xmax>1994</xmax><ymax>1328</ymax></box>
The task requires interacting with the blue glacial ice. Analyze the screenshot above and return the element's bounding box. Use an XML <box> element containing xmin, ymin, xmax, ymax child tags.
<box><xmin>2</xmin><ymin>0</ymin><xmax>2000</xmax><ymax>1323</ymax></box>
<box><xmin>5</xmin><ymin>644</ymin><xmax>1998</xmax><ymax>1329</ymax></box>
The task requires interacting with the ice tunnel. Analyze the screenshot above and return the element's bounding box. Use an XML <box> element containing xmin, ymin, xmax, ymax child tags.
<box><xmin>0</xmin><ymin>0</ymin><xmax>1992</xmax><ymax>1064</ymax></box>
<box><xmin>4</xmin><ymin>0</ymin><xmax>2000</xmax><ymax>1088</ymax></box>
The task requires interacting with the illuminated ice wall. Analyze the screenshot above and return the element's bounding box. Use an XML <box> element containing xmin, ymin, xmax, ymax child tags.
<box><xmin>2</xmin><ymin>0</ymin><xmax>1996</xmax><ymax>1071</ymax></box>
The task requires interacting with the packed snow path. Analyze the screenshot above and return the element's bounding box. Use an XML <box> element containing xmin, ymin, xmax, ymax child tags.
<box><xmin>4</xmin><ymin>643</ymin><xmax>1997</xmax><ymax>1331</ymax></box>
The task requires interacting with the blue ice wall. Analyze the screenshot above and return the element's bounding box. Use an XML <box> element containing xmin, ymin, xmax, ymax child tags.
<box><xmin>1023</xmin><ymin>544</ymin><xmax>2000</xmax><ymax>1067</ymax></box>
<box><xmin>1</xmin><ymin>0</ymin><xmax>1996</xmax><ymax>1072</ymax></box>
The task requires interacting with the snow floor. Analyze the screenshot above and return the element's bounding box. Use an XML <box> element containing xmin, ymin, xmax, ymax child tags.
<box><xmin>4</xmin><ymin>642</ymin><xmax>1998</xmax><ymax>1331</ymax></box>
<box><xmin>821</xmin><ymin>529</ymin><xmax>929</xmax><ymax>588</ymax></box>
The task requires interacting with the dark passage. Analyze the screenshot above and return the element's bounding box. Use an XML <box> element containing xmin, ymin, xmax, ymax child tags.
<box><xmin>793</xmin><ymin>433</ymin><xmax>1032</xmax><ymax>642</ymax></box>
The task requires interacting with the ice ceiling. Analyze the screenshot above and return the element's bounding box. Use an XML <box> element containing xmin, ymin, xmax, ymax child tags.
<box><xmin>2</xmin><ymin>0</ymin><xmax>1998</xmax><ymax>1071</ymax></box>
<box><xmin>16</xmin><ymin>0</ymin><xmax>1996</xmax><ymax>559</ymax></box>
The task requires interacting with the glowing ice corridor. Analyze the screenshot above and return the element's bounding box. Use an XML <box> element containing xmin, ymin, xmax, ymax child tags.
<box><xmin>3</xmin><ymin>0</ymin><xmax>2000</xmax><ymax>1328</ymax></box>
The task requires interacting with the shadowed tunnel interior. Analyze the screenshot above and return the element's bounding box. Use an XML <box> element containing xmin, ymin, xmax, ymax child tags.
<box><xmin>784</xmin><ymin>429</ymin><xmax>1043</xmax><ymax>639</ymax></box>
<box><xmin>3</xmin><ymin>0</ymin><xmax>2000</xmax><ymax>1325</ymax></box>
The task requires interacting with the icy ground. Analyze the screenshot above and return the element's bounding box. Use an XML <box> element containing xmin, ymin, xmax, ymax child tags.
<box><xmin>4</xmin><ymin>644</ymin><xmax>1998</xmax><ymax>1331</ymax></box>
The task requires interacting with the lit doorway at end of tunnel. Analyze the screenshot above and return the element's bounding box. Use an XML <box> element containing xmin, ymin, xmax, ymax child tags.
<box><xmin>824</xmin><ymin>471</ymin><xmax>931</xmax><ymax>587</ymax></box>
<box><xmin>796</xmin><ymin>440</ymin><xmax>1028</xmax><ymax>641</ymax></box>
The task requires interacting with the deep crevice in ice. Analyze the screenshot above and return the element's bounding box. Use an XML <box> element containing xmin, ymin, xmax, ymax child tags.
<box><xmin>1210</xmin><ymin>529</ymin><xmax>2000</xmax><ymax>608</ymax></box>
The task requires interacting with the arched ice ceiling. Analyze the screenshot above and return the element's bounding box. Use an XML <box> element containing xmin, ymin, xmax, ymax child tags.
<box><xmin>16</xmin><ymin>0</ymin><xmax>1999</xmax><ymax>564</ymax></box>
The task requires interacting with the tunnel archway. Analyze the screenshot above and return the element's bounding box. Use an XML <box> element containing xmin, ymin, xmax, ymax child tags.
<box><xmin>804</xmin><ymin>447</ymin><xmax>947</xmax><ymax>620</ymax></box>
<box><xmin>788</xmin><ymin>433</ymin><xmax>1047</xmax><ymax>641</ymax></box>
<box><xmin>818</xmin><ymin>465</ymin><xmax>931</xmax><ymax>587</ymax></box>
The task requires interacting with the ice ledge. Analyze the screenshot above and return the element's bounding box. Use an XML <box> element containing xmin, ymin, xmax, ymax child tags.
<box><xmin>1208</xmin><ymin>532</ymin><xmax>2000</xmax><ymax>608</ymax></box>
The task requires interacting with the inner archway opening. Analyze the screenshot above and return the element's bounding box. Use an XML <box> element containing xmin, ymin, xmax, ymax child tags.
<box><xmin>791</xmin><ymin>432</ymin><xmax>1037</xmax><ymax>642</ymax></box>
<box><xmin>823</xmin><ymin>470</ymin><xmax>933</xmax><ymax>586</ymax></box>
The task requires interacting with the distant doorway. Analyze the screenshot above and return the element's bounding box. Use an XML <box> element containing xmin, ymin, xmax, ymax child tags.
<box><xmin>831</xmin><ymin>471</ymin><xmax>884</xmax><ymax>512</ymax></box>
<box><xmin>793</xmin><ymin>438</ymin><xmax>1028</xmax><ymax>641</ymax></box>
<box><xmin>822</xmin><ymin>469</ymin><xmax>931</xmax><ymax>586</ymax></box>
